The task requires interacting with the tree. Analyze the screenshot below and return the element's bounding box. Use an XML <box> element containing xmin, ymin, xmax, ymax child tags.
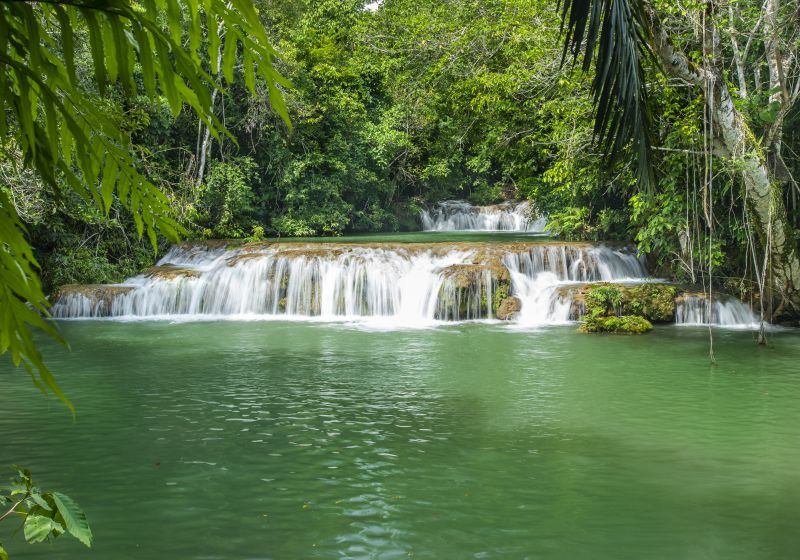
<box><xmin>0</xmin><ymin>0</ymin><xmax>290</xmax><ymax>408</ymax></box>
<box><xmin>561</xmin><ymin>0</ymin><xmax>800</xmax><ymax>320</ymax></box>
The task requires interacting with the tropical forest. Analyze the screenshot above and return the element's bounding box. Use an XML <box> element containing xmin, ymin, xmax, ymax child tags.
<box><xmin>1</xmin><ymin>0</ymin><xmax>799</xmax><ymax>558</ymax></box>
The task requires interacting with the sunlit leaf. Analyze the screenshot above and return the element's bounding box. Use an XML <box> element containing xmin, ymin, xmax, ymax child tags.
<box><xmin>52</xmin><ymin>492</ymin><xmax>92</xmax><ymax>547</ymax></box>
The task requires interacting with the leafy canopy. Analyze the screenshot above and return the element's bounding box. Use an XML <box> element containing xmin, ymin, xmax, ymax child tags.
<box><xmin>0</xmin><ymin>0</ymin><xmax>289</xmax><ymax>410</ymax></box>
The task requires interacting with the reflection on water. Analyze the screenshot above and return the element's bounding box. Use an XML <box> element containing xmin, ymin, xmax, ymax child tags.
<box><xmin>1</xmin><ymin>322</ymin><xmax>799</xmax><ymax>559</ymax></box>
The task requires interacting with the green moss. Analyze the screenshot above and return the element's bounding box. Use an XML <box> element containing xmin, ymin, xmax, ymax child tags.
<box><xmin>580</xmin><ymin>282</ymin><xmax>677</xmax><ymax>323</ymax></box>
<box><xmin>620</xmin><ymin>284</ymin><xmax>678</xmax><ymax>322</ymax></box>
<box><xmin>585</xmin><ymin>285</ymin><xmax>623</xmax><ymax>318</ymax></box>
<box><xmin>579</xmin><ymin>283</ymin><xmax>669</xmax><ymax>333</ymax></box>
<box><xmin>580</xmin><ymin>315</ymin><xmax>653</xmax><ymax>334</ymax></box>
<box><xmin>492</xmin><ymin>280</ymin><xmax>510</xmax><ymax>315</ymax></box>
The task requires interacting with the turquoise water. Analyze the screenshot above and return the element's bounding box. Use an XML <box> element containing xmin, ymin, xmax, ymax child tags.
<box><xmin>1</xmin><ymin>321</ymin><xmax>799</xmax><ymax>559</ymax></box>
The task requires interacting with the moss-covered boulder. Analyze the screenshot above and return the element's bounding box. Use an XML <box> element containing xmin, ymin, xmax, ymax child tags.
<box><xmin>579</xmin><ymin>315</ymin><xmax>653</xmax><ymax>334</ymax></box>
<box><xmin>618</xmin><ymin>283</ymin><xmax>678</xmax><ymax>322</ymax></box>
<box><xmin>441</xmin><ymin>264</ymin><xmax>488</xmax><ymax>289</ymax></box>
<box><xmin>436</xmin><ymin>264</ymin><xmax>496</xmax><ymax>320</ymax></box>
<box><xmin>578</xmin><ymin>283</ymin><xmax>666</xmax><ymax>334</ymax></box>
<box><xmin>491</xmin><ymin>279</ymin><xmax>513</xmax><ymax>317</ymax></box>
<box><xmin>566</xmin><ymin>282</ymin><xmax>678</xmax><ymax>324</ymax></box>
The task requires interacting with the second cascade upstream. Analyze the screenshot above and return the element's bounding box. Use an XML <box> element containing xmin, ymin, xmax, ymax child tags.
<box><xmin>54</xmin><ymin>243</ymin><xmax>649</xmax><ymax>325</ymax></box>
<box><xmin>420</xmin><ymin>200</ymin><xmax>547</xmax><ymax>232</ymax></box>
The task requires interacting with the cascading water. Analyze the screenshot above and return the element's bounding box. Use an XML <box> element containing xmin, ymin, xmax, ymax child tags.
<box><xmin>503</xmin><ymin>245</ymin><xmax>647</xmax><ymax>326</ymax></box>
<box><xmin>420</xmin><ymin>200</ymin><xmax>546</xmax><ymax>232</ymax></box>
<box><xmin>52</xmin><ymin>241</ymin><xmax>760</xmax><ymax>328</ymax></box>
<box><xmin>53</xmin><ymin>244</ymin><xmax>494</xmax><ymax>324</ymax></box>
<box><xmin>675</xmin><ymin>294</ymin><xmax>759</xmax><ymax>327</ymax></box>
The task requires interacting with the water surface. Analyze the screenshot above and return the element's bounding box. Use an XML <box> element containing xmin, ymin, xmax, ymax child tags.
<box><xmin>1</xmin><ymin>322</ymin><xmax>798</xmax><ymax>559</ymax></box>
<box><xmin>263</xmin><ymin>231</ymin><xmax>551</xmax><ymax>244</ymax></box>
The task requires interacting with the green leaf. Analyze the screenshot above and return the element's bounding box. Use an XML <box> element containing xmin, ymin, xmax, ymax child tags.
<box><xmin>52</xmin><ymin>492</ymin><xmax>92</xmax><ymax>547</ymax></box>
<box><xmin>100</xmin><ymin>157</ymin><xmax>119</xmax><ymax>213</ymax></box>
<box><xmin>81</xmin><ymin>9</ymin><xmax>107</xmax><ymax>94</ymax></box>
<box><xmin>23</xmin><ymin>514</ymin><xmax>63</xmax><ymax>544</ymax></box>
<box><xmin>30</xmin><ymin>492</ymin><xmax>54</xmax><ymax>512</ymax></box>
<box><xmin>0</xmin><ymin>543</ymin><xmax>8</xmax><ymax>560</ymax></box>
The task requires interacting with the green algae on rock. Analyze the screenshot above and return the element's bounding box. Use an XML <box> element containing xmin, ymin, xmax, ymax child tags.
<box><xmin>580</xmin><ymin>315</ymin><xmax>654</xmax><ymax>334</ymax></box>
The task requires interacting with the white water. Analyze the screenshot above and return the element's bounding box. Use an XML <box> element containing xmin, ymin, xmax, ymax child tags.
<box><xmin>675</xmin><ymin>295</ymin><xmax>759</xmax><ymax>328</ymax></box>
<box><xmin>420</xmin><ymin>200</ymin><xmax>546</xmax><ymax>232</ymax></box>
<box><xmin>51</xmin><ymin>242</ymin><xmax>759</xmax><ymax>328</ymax></box>
<box><xmin>503</xmin><ymin>245</ymin><xmax>647</xmax><ymax>326</ymax></box>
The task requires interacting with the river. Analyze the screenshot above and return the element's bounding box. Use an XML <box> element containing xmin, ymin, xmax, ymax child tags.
<box><xmin>1</xmin><ymin>205</ymin><xmax>797</xmax><ymax>558</ymax></box>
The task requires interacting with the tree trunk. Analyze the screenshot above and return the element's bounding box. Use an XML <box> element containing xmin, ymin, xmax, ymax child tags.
<box><xmin>650</xmin><ymin>6</ymin><xmax>800</xmax><ymax>319</ymax></box>
<box><xmin>195</xmin><ymin>46</ymin><xmax>225</xmax><ymax>187</ymax></box>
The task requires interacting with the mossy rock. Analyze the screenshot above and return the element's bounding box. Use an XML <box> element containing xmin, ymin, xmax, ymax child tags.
<box><xmin>619</xmin><ymin>283</ymin><xmax>678</xmax><ymax>322</ymax></box>
<box><xmin>441</xmin><ymin>264</ymin><xmax>488</xmax><ymax>289</ymax></box>
<box><xmin>495</xmin><ymin>296</ymin><xmax>522</xmax><ymax>320</ymax></box>
<box><xmin>577</xmin><ymin>282</ymin><xmax>677</xmax><ymax>323</ymax></box>
<box><xmin>492</xmin><ymin>280</ymin><xmax>511</xmax><ymax>314</ymax></box>
<box><xmin>579</xmin><ymin>315</ymin><xmax>653</xmax><ymax>334</ymax></box>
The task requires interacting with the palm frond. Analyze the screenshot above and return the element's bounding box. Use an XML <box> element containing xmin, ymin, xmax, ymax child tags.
<box><xmin>0</xmin><ymin>0</ymin><xmax>290</xmax><ymax>408</ymax></box>
<box><xmin>560</xmin><ymin>0</ymin><xmax>655</xmax><ymax>189</ymax></box>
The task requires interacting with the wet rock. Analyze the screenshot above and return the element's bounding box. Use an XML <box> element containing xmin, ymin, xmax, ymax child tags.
<box><xmin>53</xmin><ymin>284</ymin><xmax>134</xmax><ymax>302</ymax></box>
<box><xmin>495</xmin><ymin>296</ymin><xmax>522</xmax><ymax>320</ymax></box>
<box><xmin>51</xmin><ymin>284</ymin><xmax>135</xmax><ymax>317</ymax></box>
<box><xmin>441</xmin><ymin>264</ymin><xmax>488</xmax><ymax>289</ymax></box>
<box><xmin>436</xmin><ymin>264</ymin><xmax>496</xmax><ymax>320</ymax></box>
<box><xmin>144</xmin><ymin>264</ymin><xmax>200</xmax><ymax>280</ymax></box>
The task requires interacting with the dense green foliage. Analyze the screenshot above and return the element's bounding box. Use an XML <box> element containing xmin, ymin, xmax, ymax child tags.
<box><xmin>12</xmin><ymin>0</ymin><xmax>795</xmax><ymax>309</ymax></box>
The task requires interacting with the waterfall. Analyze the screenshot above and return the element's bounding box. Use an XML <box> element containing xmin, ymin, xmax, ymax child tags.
<box><xmin>420</xmin><ymin>200</ymin><xmax>546</xmax><ymax>232</ymax></box>
<box><xmin>53</xmin><ymin>244</ymin><xmax>491</xmax><ymax>324</ymax></box>
<box><xmin>503</xmin><ymin>245</ymin><xmax>647</xmax><ymax>326</ymax></box>
<box><xmin>51</xmin><ymin>241</ymin><xmax>760</xmax><ymax>328</ymax></box>
<box><xmin>675</xmin><ymin>294</ymin><xmax>759</xmax><ymax>327</ymax></box>
<box><xmin>53</xmin><ymin>243</ymin><xmax>633</xmax><ymax>324</ymax></box>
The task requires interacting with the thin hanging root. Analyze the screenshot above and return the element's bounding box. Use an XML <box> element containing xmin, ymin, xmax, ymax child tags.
<box><xmin>708</xmin><ymin>324</ymin><xmax>717</xmax><ymax>365</ymax></box>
